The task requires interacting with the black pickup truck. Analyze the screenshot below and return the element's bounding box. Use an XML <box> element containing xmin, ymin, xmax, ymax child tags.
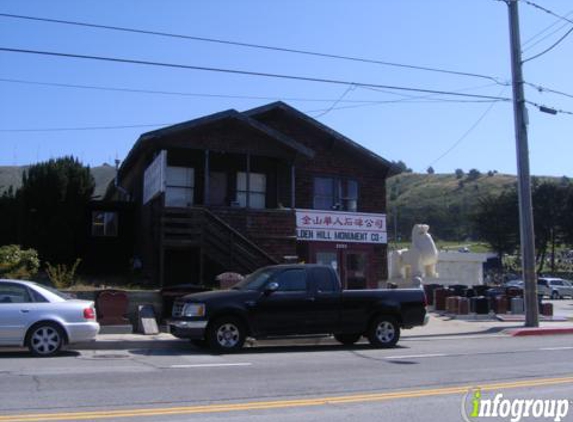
<box><xmin>168</xmin><ymin>264</ymin><xmax>428</xmax><ymax>352</ymax></box>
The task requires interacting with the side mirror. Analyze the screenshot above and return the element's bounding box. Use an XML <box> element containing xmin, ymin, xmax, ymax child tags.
<box><xmin>264</xmin><ymin>282</ymin><xmax>279</xmax><ymax>295</ymax></box>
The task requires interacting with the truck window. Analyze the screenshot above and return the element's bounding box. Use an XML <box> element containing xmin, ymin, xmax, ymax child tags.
<box><xmin>312</xmin><ymin>268</ymin><xmax>337</xmax><ymax>292</ymax></box>
<box><xmin>274</xmin><ymin>269</ymin><xmax>307</xmax><ymax>292</ymax></box>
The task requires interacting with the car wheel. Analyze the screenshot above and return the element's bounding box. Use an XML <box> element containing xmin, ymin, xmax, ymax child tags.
<box><xmin>368</xmin><ymin>316</ymin><xmax>400</xmax><ymax>348</ymax></box>
<box><xmin>551</xmin><ymin>291</ymin><xmax>560</xmax><ymax>300</ymax></box>
<box><xmin>27</xmin><ymin>322</ymin><xmax>64</xmax><ymax>357</ymax></box>
<box><xmin>206</xmin><ymin>317</ymin><xmax>246</xmax><ymax>353</ymax></box>
<box><xmin>334</xmin><ymin>333</ymin><xmax>362</xmax><ymax>346</ymax></box>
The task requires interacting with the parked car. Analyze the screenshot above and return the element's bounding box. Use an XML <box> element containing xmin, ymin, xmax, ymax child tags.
<box><xmin>0</xmin><ymin>279</ymin><xmax>100</xmax><ymax>356</ymax></box>
<box><xmin>537</xmin><ymin>277</ymin><xmax>573</xmax><ymax>299</ymax></box>
<box><xmin>168</xmin><ymin>264</ymin><xmax>428</xmax><ymax>353</ymax></box>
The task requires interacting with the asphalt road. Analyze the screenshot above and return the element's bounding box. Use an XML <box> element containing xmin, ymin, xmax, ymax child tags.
<box><xmin>1</xmin><ymin>333</ymin><xmax>573</xmax><ymax>422</ymax></box>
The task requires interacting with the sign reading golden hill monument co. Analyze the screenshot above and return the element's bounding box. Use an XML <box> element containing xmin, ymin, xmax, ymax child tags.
<box><xmin>295</xmin><ymin>209</ymin><xmax>387</xmax><ymax>244</ymax></box>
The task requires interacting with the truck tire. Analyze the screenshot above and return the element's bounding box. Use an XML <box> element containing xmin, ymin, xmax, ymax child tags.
<box><xmin>368</xmin><ymin>316</ymin><xmax>400</xmax><ymax>348</ymax></box>
<box><xmin>206</xmin><ymin>317</ymin><xmax>246</xmax><ymax>353</ymax></box>
<box><xmin>334</xmin><ymin>333</ymin><xmax>362</xmax><ymax>346</ymax></box>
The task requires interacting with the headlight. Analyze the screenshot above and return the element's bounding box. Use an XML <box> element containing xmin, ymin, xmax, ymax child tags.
<box><xmin>183</xmin><ymin>303</ymin><xmax>206</xmax><ymax>317</ymax></box>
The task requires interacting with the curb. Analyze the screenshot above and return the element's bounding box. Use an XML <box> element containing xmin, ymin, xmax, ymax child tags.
<box><xmin>503</xmin><ymin>327</ymin><xmax>573</xmax><ymax>337</ymax></box>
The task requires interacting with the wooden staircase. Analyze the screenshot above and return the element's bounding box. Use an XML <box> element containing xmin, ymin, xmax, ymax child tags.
<box><xmin>161</xmin><ymin>207</ymin><xmax>278</xmax><ymax>274</ymax></box>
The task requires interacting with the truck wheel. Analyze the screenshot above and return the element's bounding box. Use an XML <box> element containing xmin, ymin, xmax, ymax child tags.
<box><xmin>27</xmin><ymin>322</ymin><xmax>65</xmax><ymax>357</ymax></box>
<box><xmin>368</xmin><ymin>316</ymin><xmax>400</xmax><ymax>348</ymax></box>
<box><xmin>334</xmin><ymin>333</ymin><xmax>362</xmax><ymax>345</ymax></box>
<box><xmin>551</xmin><ymin>291</ymin><xmax>560</xmax><ymax>300</ymax></box>
<box><xmin>207</xmin><ymin>317</ymin><xmax>246</xmax><ymax>353</ymax></box>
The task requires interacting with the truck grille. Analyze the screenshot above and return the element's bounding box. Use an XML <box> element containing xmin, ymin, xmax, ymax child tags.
<box><xmin>172</xmin><ymin>300</ymin><xmax>185</xmax><ymax>317</ymax></box>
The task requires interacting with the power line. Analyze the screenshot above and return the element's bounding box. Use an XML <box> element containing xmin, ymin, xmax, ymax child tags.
<box><xmin>312</xmin><ymin>84</ymin><xmax>356</xmax><ymax>118</ymax></box>
<box><xmin>522</xmin><ymin>1</ymin><xmax>573</xmax><ymax>25</ymax></box>
<box><xmin>522</xmin><ymin>25</ymin><xmax>573</xmax><ymax>63</ymax></box>
<box><xmin>526</xmin><ymin>100</ymin><xmax>573</xmax><ymax>116</ymax></box>
<box><xmin>523</xmin><ymin>13</ymin><xmax>573</xmax><ymax>52</ymax></box>
<box><xmin>0</xmin><ymin>77</ymin><xmax>380</xmax><ymax>104</ymax></box>
<box><xmin>0</xmin><ymin>12</ymin><xmax>508</xmax><ymax>85</ymax></box>
<box><xmin>0</xmin><ymin>123</ymin><xmax>171</xmax><ymax>133</ymax></box>
<box><xmin>427</xmin><ymin>88</ymin><xmax>506</xmax><ymax>168</ymax></box>
<box><xmin>523</xmin><ymin>8</ymin><xmax>573</xmax><ymax>49</ymax></box>
<box><xmin>0</xmin><ymin>47</ymin><xmax>514</xmax><ymax>102</ymax></box>
<box><xmin>524</xmin><ymin>81</ymin><xmax>573</xmax><ymax>100</ymax></box>
<box><xmin>0</xmin><ymin>97</ymin><xmax>506</xmax><ymax>134</ymax></box>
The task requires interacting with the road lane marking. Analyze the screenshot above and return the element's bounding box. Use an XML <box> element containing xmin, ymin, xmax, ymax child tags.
<box><xmin>1</xmin><ymin>376</ymin><xmax>572</xmax><ymax>421</ymax></box>
<box><xmin>169</xmin><ymin>363</ymin><xmax>252</xmax><ymax>368</ymax></box>
<box><xmin>385</xmin><ymin>353</ymin><xmax>447</xmax><ymax>359</ymax></box>
<box><xmin>539</xmin><ymin>346</ymin><xmax>573</xmax><ymax>351</ymax></box>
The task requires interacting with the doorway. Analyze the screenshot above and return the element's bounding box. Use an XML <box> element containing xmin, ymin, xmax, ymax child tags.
<box><xmin>313</xmin><ymin>244</ymin><xmax>370</xmax><ymax>289</ymax></box>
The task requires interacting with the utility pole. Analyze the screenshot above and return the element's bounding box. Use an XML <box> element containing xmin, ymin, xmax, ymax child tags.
<box><xmin>506</xmin><ymin>0</ymin><xmax>539</xmax><ymax>327</ymax></box>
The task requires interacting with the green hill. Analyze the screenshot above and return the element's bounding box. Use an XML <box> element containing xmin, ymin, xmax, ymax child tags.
<box><xmin>0</xmin><ymin>164</ymin><xmax>116</xmax><ymax>199</ymax></box>
<box><xmin>387</xmin><ymin>172</ymin><xmax>562</xmax><ymax>241</ymax></box>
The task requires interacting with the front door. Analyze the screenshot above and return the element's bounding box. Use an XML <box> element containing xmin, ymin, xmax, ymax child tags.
<box><xmin>313</xmin><ymin>244</ymin><xmax>371</xmax><ymax>289</ymax></box>
<box><xmin>252</xmin><ymin>268</ymin><xmax>314</xmax><ymax>336</ymax></box>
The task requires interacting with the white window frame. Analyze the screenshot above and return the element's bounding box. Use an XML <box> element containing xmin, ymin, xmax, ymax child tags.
<box><xmin>165</xmin><ymin>166</ymin><xmax>195</xmax><ymax>207</ymax></box>
<box><xmin>236</xmin><ymin>172</ymin><xmax>266</xmax><ymax>209</ymax></box>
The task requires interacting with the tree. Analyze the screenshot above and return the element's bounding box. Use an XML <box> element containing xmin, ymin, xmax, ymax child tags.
<box><xmin>19</xmin><ymin>156</ymin><xmax>95</xmax><ymax>264</ymax></box>
<box><xmin>467</xmin><ymin>169</ymin><xmax>482</xmax><ymax>182</ymax></box>
<box><xmin>531</xmin><ymin>182</ymin><xmax>567</xmax><ymax>273</ymax></box>
<box><xmin>391</xmin><ymin>160</ymin><xmax>412</xmax><ymax>174</ymax></box>
<box><xmin>472</xmin><ymin>190</ymin><xmax>519</xmax><ymax>262</ymax></box>
<box><xmin>426</xmin><ymin>166</ymin><xmax>435</xmax><ymax>174</ymax></box>
<box><xmin>0</xmin><ymin>187</ymin><xmax>20</xmax><ymax>246</ymax></box>
<box><xmin>455</xmin><ymin>169</ymin><xmax>464</xmax><ymax>179</ymax></box>
<box><xmin>560</xmin><ymin>184</ymin><xmax>573</xmax><ymax>247</ymax></box>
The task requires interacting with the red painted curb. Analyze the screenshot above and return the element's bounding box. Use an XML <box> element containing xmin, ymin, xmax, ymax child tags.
<box><xmin>506</xmin><ymin>328</ymin><xmax>573</xmax><ymax>337</ymax></box>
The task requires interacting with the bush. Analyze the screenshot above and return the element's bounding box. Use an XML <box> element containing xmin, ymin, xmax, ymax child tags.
<box><xmin>46</xmin><ymin>258</ymin><xmax>82</xmax><ymax>289</ymax></box>
<box><xmin>0</xmin><ymin>244</ymin><xmax>40</xmax><ymax>279</ymax></box>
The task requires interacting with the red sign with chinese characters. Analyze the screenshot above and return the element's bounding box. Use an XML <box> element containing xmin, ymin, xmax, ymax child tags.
<box><xmin>295</xmin><ymin>209</ymin><xmax>387</xmax><ymax>244</ymax></box>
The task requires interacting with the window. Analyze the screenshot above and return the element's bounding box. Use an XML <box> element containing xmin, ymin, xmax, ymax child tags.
<box><xmin>30</xmin><ymin>289</ymin><xmax>48</xmax><ymax>303</ymax></box>
<box><xmin>236</xmin><ymin>172</ymin><xmax>266</xmax><ymax>209</ymax></box>
<box><xmin>312</xmin><ymin>268</ymin><xmax>337</xmax><ymax>292</ymax></box>
<box><xmin>273</xmin><ymin>269</ymin><xmax>307</xmax><ymax>292</ymax></box>
<box><xmin>313</xmin><ymin>177</ymin><xmax>337</xmax><ymax>210</ymax></box>
<box><xmin>313</xmin><ymin>177</ymin><xmax>358</xmax><ymax>211</ymax></box>
<box><xmin>92</xmin><ymin>211</ymin><xmax>118</xmax><ymax>237</ymax></box>
<box><xmin>343</xmin><ymin>180</ymin><xmax>358</xmax><ymax>212</ymax></box>
<box><xmin>0</xmin><ymin>284</ymin><xmax>32</xmax><ymax>304</ymax></box>
<box><xmin>165</xmin><ymin>166</ymin><xmax>195</xmax><ymax>207</ymax></box>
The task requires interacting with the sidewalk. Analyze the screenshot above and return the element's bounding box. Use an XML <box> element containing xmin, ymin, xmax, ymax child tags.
<box><xmin>79</xmin><ymin>312</ymin><xmax>573</xmax><ymax>351</ymax></box>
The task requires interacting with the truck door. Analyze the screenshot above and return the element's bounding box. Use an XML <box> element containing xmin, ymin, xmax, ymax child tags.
<box><xmin>252</xmin><ymin>268</ymin><xmax>315</xmax><ymax>336</ymax></box>
<box><xmin>306</xmin><ymin>267</ymin><xmax>341</xmax><ymax>334</ymax></box>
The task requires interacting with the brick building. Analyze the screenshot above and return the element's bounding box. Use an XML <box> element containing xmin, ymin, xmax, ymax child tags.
<box><xmin>100</xmin><ymin>102</ymin><xmax>396</xmax><ymax>288</ymax></box>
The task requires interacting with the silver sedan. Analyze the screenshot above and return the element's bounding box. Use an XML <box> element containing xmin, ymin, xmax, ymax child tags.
<box><xmin>0</xmin><ymin>279</ymin><xmax>100</xmax><ymax>356</ymax></box>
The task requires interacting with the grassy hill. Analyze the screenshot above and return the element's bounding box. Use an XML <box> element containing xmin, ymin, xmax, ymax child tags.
<box><xmin>387</xmin><ymin>172</ymin><xmax>562</xmax><ymax>241</ymax></box>
<box><xmin>0</xmin><ymin>164</ymin><xmax>116</xmax><ymax>199</ymax></box>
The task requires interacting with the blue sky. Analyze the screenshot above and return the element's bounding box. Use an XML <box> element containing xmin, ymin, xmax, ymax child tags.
<box><xmin>0</xmin><ymin>1</ymin><xmax>571</xmax><ymax>176</ymax></box>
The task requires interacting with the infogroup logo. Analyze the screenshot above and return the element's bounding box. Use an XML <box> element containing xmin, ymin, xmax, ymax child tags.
<box><xmin>461</xmin><ymin>388</ymin><xmax>570</xmax><ymax>422</ymax></box>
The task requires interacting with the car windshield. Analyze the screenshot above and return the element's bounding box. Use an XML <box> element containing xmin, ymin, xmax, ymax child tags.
<box><xmin>34</xmin><ymin>283</ymin><xmax>74</xmax><ymax>300</ymax></box>
<box><xmin>231</xmin><ymin>268</ymin><xmax>277</xmax><ymax>291</ymax></box>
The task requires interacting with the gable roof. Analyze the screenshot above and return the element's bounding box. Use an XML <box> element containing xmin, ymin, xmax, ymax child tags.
<box><xmin>244</xmin><ymin>101</ymin><xmax>399</xmax><ymax>175</ymax></box>
<box><xmin>119</xmin><ymin>107</ymin><xmax>314</xmax><ymax>177</ymax></box>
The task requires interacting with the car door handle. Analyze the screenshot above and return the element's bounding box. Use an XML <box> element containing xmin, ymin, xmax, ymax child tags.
<box><xmin>305</xmin><ymin>297</ymin><xmax>316</xmax><ymax>302</ymax></box>
<box><xmin>20</xmin><ymin>309</ymin><xmax>30</xmax><ymax>313</ymax></box>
